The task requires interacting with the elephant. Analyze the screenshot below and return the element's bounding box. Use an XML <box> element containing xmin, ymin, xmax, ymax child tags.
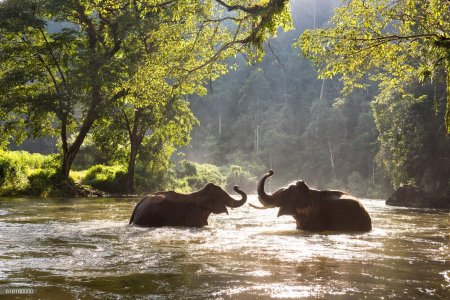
<box><xmin>255</xmin><ymin>170</ymin><xmax>372</xmax><ymax>232</ymax></box>
<box><xmin>129</xmin><ymin>184</ymin><xmax>247</xmax><ymax>227</ymax></box>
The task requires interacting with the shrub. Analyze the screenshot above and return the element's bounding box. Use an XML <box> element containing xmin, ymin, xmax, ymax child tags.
<box><xmin>172</xmin><ymin>160</ymin><xmax>226</xmax><ymax>192</ymax></box>
<box><xmin>171</xmin><ymin>160</ymin><xmax>258</xmax><ymax>194</ymax></box>
<box><xmin>26</xmin><ymin>169</ymin><xmax>59</xmax><ymax>197</ymax></box>
<box><xmin>0</xmin><ymin>154</ymin><xmax>28</xmax><ymax>195</ymax></box>
<box><xmin>177</xmin><ymin>160</ymin><xmax>197</xmax><ymax>178</ymax></box>
<box><xmin>82</xmin><ymin>164</ymin><xmax>126</xmax><ymax>193</ymax></box>
<box><xmin>186</xmin><ymin>163</ymin><xmax>226</xmax><ymax>190</ymax></box>
<box><xmin>225</xmin><ymin>165</ymin><xmax>257</xmax><ymax>193</ymax></box>
<box><xmin>134</xmin><ymin>161</ymin><xmax>174</xmax><ymax>194</ymax></box>
<box><xmin>0</xmin><ymin>150</ymin><xmax>58</xmax><ymax>196</ymax></box>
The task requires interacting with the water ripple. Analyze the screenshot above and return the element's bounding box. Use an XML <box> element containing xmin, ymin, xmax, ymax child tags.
<box><xmin>0</xmin><ymin>197</ymin><xmax>448</xmax><ymax>299</ymax></box>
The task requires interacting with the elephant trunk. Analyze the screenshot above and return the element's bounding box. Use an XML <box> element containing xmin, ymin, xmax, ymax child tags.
<box><xmin>225</xmin><ymin>186</ymin><xmax>247</xmax><ymax>208</ymax></box>
<box><xmin>257</xmin><ymin>170</ymin><xmax>281</xmax><ymax>207</ymax></box>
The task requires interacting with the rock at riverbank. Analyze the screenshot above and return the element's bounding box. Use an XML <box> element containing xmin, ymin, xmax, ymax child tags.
<box><xmin>386</xmin><ymin>185</ymin><xmax>450</xmax><ymax>209</ymax></box>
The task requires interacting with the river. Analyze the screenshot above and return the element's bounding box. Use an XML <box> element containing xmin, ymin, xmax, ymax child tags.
<box><xmin>0</xmin><ymin>196</ymin><xmax>448</xmax><ymax>299</ymax></box>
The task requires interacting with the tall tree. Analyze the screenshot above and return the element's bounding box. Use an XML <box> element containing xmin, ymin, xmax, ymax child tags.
<box><xmin>300</xmin><ymin>0</ymin><xmax>450</xmax><ymax>133</ymax></box>
<box><xmin>0</xmin><ymin>0</ymin><xmax>292</xmax><ymax>188</ymax></box>
<box><xmin>93</xmin><ymin>94</ymin><xmax>197</xmax><ymax>194</ymax></box>
<box><xmin>373</xmin><ymin>79</ymin><xmax>450</xmax><ymax>195</ymax></box>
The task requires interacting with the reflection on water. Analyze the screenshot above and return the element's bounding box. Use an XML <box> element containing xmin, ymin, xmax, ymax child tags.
<box><xmin>0</xmin><ymin>196</ymin><xmax>448</xmax><ymax>299</ymax></box>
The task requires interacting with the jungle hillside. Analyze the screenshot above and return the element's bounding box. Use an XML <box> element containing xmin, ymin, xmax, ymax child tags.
<box><xmin>1</xmin><ymin>0</ymin><xmax>449</xmax><ymax>201</ymax></box>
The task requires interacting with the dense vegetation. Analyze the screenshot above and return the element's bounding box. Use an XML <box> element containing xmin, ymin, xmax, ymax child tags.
<box><xmin>0</xmin><ymin>0</ymin><xmax>291</xmax><ymax>195</ymax></box>
<box><xmin>300</xmin><ymin>0</ymin><xmax>450</xmax><ymax>197</ymax></box>
<box><xmin>185</xmin><ymin>0</ymin><xmax>388</xmax><ymax>197</ymax></box>
<box><xmin>1</xmin><ymin>0</ymin><xmax>449</xmax><ymax>198</ymax></box>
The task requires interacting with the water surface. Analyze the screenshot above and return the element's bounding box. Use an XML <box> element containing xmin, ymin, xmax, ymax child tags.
<box><xmin>0</xmin><ymin>196</ymin><xmax>448</xmax><ymax>299</ymax></box>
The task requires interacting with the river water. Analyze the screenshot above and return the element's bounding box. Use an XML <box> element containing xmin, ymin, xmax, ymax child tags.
<box><xmin>0</xmin><ymin>196</ymin><xmax>448</xmax><ymax>299</ymax></box>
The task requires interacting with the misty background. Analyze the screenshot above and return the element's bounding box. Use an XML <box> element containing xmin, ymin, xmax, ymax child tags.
<box><xmin>7</xmin><ymin>0</ymin><xmax>450</xmax><ymax>198</ymax></box>
<box><xmin>183</xmin><ymin>0</ymin><xmax>385</xmax><ymax>195</ymax></box>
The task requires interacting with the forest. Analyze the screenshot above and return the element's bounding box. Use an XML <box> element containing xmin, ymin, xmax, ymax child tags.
<box><xmin>0</xmin><ymin>0</ymin><xmax>449</xmax><ymax>202</ymax></box>
<box><xmin>186</xmin><ymin>0</ymin><xmax>450</xmax><ymax>202</ymax></box>
<box><xmin>1</xmin><ymin>1</ymin><xmax>449</xmax><ymax>298</ymax></box>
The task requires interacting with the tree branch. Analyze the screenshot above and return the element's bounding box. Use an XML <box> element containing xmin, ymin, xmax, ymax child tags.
<box><xmin>214</xmin><ymin>0</ymin><xmax>265</xmax><ymax>14</ymax></box>
<box><xmin>121</xmin><ymin>108</ymin><xmax>133</xmax><ymax>139</ymax></box>
<box><xmin>37</xmin><ymin>27</ymin><xmax>68</xmax><ymax>86</ymax></box>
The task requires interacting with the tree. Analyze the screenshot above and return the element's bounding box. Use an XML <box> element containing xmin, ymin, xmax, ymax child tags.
<box><xmin>93</xmin><ymin>94</ymin><xmax>198</xmax><ymax>194</ymax></box>
<box><xmin>297</xmin><ymin>98</ymin><xmax>346</xmax><ymax>186</ymax></box>
<box><xmin>0</xmin><ymin>0</ymin><xmax>292</xmax><ymax>188</ymax></box>
<box><xmin>299</xmin><ymin>0</ymin><xmax>450</xmax><ymax>133</ymax></box>
<box><xmin>373</xmin><ymin>79</ymin><xmax>450</xmax><ymax>195</ymax></box>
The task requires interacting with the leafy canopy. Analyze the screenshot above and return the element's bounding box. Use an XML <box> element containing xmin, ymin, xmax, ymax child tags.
<box><xmin>0</xmin><ymin>0</ymin><xmax>292</xmax><ymax>180</ymax></box>
<box><xmin>299</xmin><ymin>0</ymin><xmax>450</xmax><ymax>133</ymax></box>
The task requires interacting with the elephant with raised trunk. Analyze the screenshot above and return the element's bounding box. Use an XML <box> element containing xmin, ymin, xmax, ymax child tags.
<box><xmin>256</xmin><ymin>170</ymin><xmax>372</xmax><ymax>232</ymax></box>
<box><xmin>129</xmin><ymin>184</ymin><xmax>247</xmax><ymax>227</ymax></box>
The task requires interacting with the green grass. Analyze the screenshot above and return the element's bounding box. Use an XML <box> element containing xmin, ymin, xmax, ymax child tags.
<box><xmin>81</xmin><ymin>164</ymin><xmax>126</xmax><ymax>194</ymax></box>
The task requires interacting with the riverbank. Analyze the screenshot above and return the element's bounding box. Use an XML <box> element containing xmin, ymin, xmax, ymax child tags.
<box><xmin>2</xmin><ymin>150</ymin><xmax>389</xmax><ymax>199</ymax></box>
<box><xmin>386</xmin><ymin>185</ymin><xmax>450</xmax><ymax>209</ymax></box>
<box><xmin>0</xmin><ymin>150</ymin><xmax>257</xmax><ymax>198</ymax></box>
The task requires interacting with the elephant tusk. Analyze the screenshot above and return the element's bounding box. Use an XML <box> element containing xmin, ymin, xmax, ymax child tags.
<box><xmin>249</xmin><ymin>203</ymin><xmax>270</xmax><ymax>209</ymax></box>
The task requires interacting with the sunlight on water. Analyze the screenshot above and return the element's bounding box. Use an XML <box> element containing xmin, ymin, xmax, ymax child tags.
<box><xmin>0</xmin><ymin>196</ymin><xmax>448</xmax><ymax>299</ymax></box>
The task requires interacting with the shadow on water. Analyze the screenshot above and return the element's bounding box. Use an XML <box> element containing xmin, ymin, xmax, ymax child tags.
<box><xmin>0</xmin><ymin>197</ymin><xmax>448</xmax><ymax>299</ymax></box>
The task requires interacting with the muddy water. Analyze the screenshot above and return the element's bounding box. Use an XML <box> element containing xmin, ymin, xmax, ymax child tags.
<box><xmin>0</xmin><ymin>196</ymin><xmax>448</xmax><ymax>299</ymax></box>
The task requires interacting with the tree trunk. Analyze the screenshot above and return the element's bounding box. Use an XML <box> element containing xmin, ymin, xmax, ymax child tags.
<box><xmin>125</xmin><ymin>144</ymin><xmax>138</xmax><ymax>194</ymax></box>
<box><xmin>320</xmin><ymin>79</ymin><xmax>325</xmax><ymax>100</ymax></box>
<box><xmin>59</xmin><ymin>101</ymin><xmax>100</xmax><ymax>183</ymax></box>
<box><xmin>58</xmin><ymin>88</ymin><xmax>127</xmax><ymax>189</ymax></box>
<box><xmin>328</xmin><ymin>139</ymin><xmax>337</xmax><ymax>182</ymax></box>
<box><xmin>372</xmin><ymin>159</ymin><xmax>375</xmax><ymax>184</ymax></box>
<box><xmin>61</xmin><ymin>152</ymin><xmax>76</xmax><ymax>180</ymax></box>
<box><xmin>124</xmin><ymin>109</ymin><xmax>145</xmax><ymax>195</ymax></box>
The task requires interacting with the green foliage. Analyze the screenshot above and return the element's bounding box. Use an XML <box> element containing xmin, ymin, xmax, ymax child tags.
<box><xmin>173</xmin><ymin>160</ymin><xmax>226</xmax><ymax>192</ymax></box>
<box><xmin>299</xmin><ymin>0</ymin><xmax>450</xmax><ymax>133</ymax></box>
<box><xmin>176</xmin><ymin>160</ymin><xmax>198</xmax><ymax>179</ymax></box>
<box><xmin>0</xmin><ymin>0</ymin><xmax>292</xmax><ymax>184</ymax></box>
<box><xmin>72</xmin><ymin>137</ymin><xmax>110</xmax><ymax>171</ymax></box>
<box><xmin>185</xmin><ymin>2</ymin><xmax>391</xmax><ymax>197</ymax></box>
<box><xmin>92</xmin><ymin>94</ymin><xmax>199</xmax><ymax>193</ymax></box>
<box><xmin>82</xmin><ymin>164</ymin><xmax>126</xmax><ymax>194</ymax></box>
<box><xmin>134</xmin><ymin>142</ymin><xmax>177</xmax><ymax>193</ymax></box>
<box><xmin>225</xmin><ymin>165</ymin><xmax>257</xmax><ymax>193</ymax></box>
<box><xmin>372</xmin><ymin>79</ymin><xmax>450</xmax><ymax>193</ymax></box>
<box><xmin>26</xmin><ymin>169</ymin><xmax>59</xmax><ymax>197</ymax></box>
<box><xmin>170</xmin><ymin>160</ymin><xmax>256</xmax><ymax>194</ymax></box>
<box><xmin>186</xmin><ymin>164</ymin><xmax>224</xmax><ymax>190</ymax></box>
<box><xmin>0</xmin><ymin>152</ymin><xmax>29</xmax><ymax>195</ymax></box>
<box><xmin>0</xmin><ymin>150</ymin><xmax>58</xmax><ymax>196</ymax></box>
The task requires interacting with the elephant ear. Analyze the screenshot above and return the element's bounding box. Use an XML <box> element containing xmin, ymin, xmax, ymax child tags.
<box><xmin>198</xmin><ymin>198</ymin><xmax>229</xmax><ymax>215</ymax></box>
<box><xmin>277</xmin><ymin>183</ymin><xmax>308</xmax><ymax>217</ymax></box>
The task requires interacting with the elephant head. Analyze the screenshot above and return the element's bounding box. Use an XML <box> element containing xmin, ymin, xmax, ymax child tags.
<box><xmin>196</xmin><ymin>183</ymin><xmax>247</xmax><ymax>214</ymax></box>
<box><xmin>257</xmin><ymin>170</ymin><xmax>310</xmax><ymax>217</ymax></box>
